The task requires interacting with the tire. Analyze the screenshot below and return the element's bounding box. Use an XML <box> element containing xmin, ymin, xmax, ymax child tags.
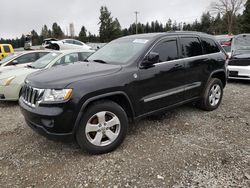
<box><xmin>198</xmin><ymin>78</ymin><xmax>224</xmax><ymax>111</ymax></box>
<box><xmin>76</xmin><ymin>100</ymin><xmax>128</xmax><ymax>154</ymax></box>
<box><xmin>51</xmin><ymin>44</ymin><xmax>60</xmax><ymax>50</ymax></box>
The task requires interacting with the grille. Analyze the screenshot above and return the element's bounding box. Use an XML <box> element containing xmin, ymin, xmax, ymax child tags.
<box><xmin>22</xmin><ymin>85</ymin><xmax>45</xmax><ymax>107</ymax></box>
<box><xmin>229</xmin><ymin>59</ymin><xmax>250</xmax><ymax>66</ymax></box>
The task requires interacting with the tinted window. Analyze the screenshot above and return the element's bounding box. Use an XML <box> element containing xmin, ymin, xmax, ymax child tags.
<box><xmin>73</xmin><ymin>40</ymin><xmax>83</xmax><ymax>46</ymax></box>
<box><xmin>152</xmin><ymin>40</ymin><xmax>178</xmax><ymax>62</ymax></box>
<box><xmin>65</xmin><ymin>40</ymin><xmax>73</xmax><ymax>44</ymax></box>
<box><xmin>15</xmin><ymin>53</ymin><xmax>37</xmax><ymax>64</ymax></box>
<box><xmin>3</xmin><ymin>45</ymin><xmax>11</xmax><ymax>53</ymax></box>
<box><xmin>201</xmin><ymin>38</ymin><xmax>220</xmax><ymax>54</ymax></box>
<box><xmin>181</xmin><ymin>37</ymin><xmax>202</xmax><ymax>57</ymax></box>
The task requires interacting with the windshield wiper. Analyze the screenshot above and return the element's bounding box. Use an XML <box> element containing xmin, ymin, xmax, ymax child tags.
<box><xmin>93</xmin><ymin>59</ymin><xmax>108</xmax><ymax>64</ymax></box>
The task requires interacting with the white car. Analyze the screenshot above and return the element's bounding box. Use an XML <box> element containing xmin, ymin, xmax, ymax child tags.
<box><xmin>43</xmin><ymin>39</ymin><xmax>92</xmax><ymax>51</ymax></box>
<box><xmin>228</xmin><ymin>34</ymin><xmax>250</xmax><ymax>80</ymax></box>
<box><xmin>0</xmin><ymin>51</ymin><xmax>50</xmax><ymax>73</ymax></box>
<box><xmin>0</xmin><ymin>49</ymin><xmax>94</xmax><ymax>101</ymax></box>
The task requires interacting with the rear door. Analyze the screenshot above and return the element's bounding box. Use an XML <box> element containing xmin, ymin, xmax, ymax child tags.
<box><xmin>137</xmin><ymin>37</ymin><xmax>186</xmax><ymax>114</ymax></box>
<box><xmin>179</xmin><ymin>36</ymin><xmax>206</xmax><ymax>99</ymax></box>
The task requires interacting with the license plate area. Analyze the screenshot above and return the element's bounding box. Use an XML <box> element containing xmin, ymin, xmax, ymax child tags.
<box><xmin>229</xmin><ymin>71</ymin><xmax>239</xmax><ymax>77</ymax></box>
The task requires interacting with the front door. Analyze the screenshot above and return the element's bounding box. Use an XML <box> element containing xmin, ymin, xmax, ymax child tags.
<box><xmin>137</xmin><ymin>37</ymin><xmax>186</xmax><ymax>115</ymax></box>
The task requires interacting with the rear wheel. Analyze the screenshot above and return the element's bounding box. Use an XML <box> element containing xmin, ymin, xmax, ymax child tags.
<box><xmin>76</xmin><ymin>101</ymin><xmax>128</xmax><ymax>154</ymax></box>
<box><xmin>51</xmin><ymin>44</ymin><xmax>59</xmax><ymax>50</ymax></box>
<box><xmin>198</xmin><ymin>78</ymin><xmax>223</xmax><ymax>111</ymax></box>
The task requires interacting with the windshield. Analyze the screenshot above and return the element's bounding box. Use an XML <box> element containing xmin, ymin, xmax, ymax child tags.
<box><xmin>87</xmin><ymin>38</ymin><xmax>149</xmax><ymax>64</ymax></box>
<box><xmin>0</xmin><ymin>53</ymin><xmax>20</xmax><ymax>65</ymax></box>
<box><xmin>31</xmin><ymin>52</ymin><xmax>61</xmax><ymax>69</ymax></box>
<box><xmin>233</xmin><ymin>35</ymin><xmax>250</xmax><ymax>51</ymax></box>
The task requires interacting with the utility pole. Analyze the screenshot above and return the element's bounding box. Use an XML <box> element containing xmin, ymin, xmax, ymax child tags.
<box><xmin>135</xmin><ymin>11</ymin><xmax>139</xmax><ymax>34</ymax></box>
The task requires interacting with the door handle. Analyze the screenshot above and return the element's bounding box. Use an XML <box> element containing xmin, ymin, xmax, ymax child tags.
<box><xmin>174</xmin><ymin>64</ymin><xmax>182</xmax><ymax>68</ymax></box>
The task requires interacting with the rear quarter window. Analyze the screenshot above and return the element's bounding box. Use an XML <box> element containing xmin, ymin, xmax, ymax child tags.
<box><xmin>180</xmin><ymin>37</ymin><xmax>203</xmax><ymax>57</ymax></box>
<box><xmin>201</xmin><ymin>38</ymin><xmax>220</xmax><ymax>54</ymax></box>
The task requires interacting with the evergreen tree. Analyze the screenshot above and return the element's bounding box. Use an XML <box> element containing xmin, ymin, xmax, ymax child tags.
<box><xmin>241</xmin><ymin>0</ymin><xmax>250</xmax><ymax>32</ymax></box>
<box><xmin>200</xmin><ymin>12</ymin><xmax>212</xmax><ymax>33</ymax></box>
<box><xmin>31</xmin><ymin>30</ymin><xmax>39</xmax><ymax>45</ymax></box>
<box><xmin>52</xmin><ymin>22</ymin><xmax>64</xmax><ymax>39</ymax></box>
<box><xmin>79</xmin><ymin>26</ymin><xmax>87</xmax><ymax>42</ymax></box>
<box><xmin>41</xmin><ymin>25</ymin><xmax>49</xmax><ymax>39</ymax></box>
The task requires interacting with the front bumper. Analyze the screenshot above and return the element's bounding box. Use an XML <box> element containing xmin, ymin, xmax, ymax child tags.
<box><xmin>19</xmin><ymin>98</ymin><xmax>76</xmax><ymax>140</ymax></box>
<box><xmin>228</xmin><ymin>65</ymin><xmax>250</xmax><ymax>80</ymax></box>
<box><xmin>0</xmin><ymin>84</ymin><xmax>21</xmax><ymax>101</ymax></box>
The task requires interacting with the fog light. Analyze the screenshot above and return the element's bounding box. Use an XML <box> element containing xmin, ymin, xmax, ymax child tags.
<box><xmin>41</xmin><ymin>119</ymin><xmax>54</xmax><ymax>128</ymax></box>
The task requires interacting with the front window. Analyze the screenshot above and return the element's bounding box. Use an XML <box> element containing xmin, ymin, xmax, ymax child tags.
<box><xmin>31</xmin><ymin>52</ymin><xmax>61</xmax><ymax>69</ymax></box>
<box><xmin>88</xmin><ymin>38</ymin><xmax>149</xmax><ymax>64</ymax></box>
<box><xmin>54</xmin><ymin>53</ymin><xmax>79</xmax><ymax>66</ymax></box>
<box><xmin>14</xmin><ymin>53</ymin><xmax>37</xmax><ymax>64</ymax></box>
<box><xmin>152</xmin><ymin>39</ymin><xmax>179</xmax><ymax>62</ymax></box>
<box><xmin>0</xmin><ymin>53</ymin><xmax>20</xmax><ymax>65</ymax></box>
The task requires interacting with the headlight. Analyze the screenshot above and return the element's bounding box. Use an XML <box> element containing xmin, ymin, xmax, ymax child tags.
<box><xmin>4</xmin><ymin>76</ymin><xmax>16</xmax><ymax>86</ymax></box>
<box><xmin>42</xmin><ymin>89</ymin><xmax>72</xmax><ymax>102</ymax></box>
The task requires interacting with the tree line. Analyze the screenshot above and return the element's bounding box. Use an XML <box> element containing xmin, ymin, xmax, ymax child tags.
<box><xmin>1</xmin><ymin>0</ymin><xmax>250</xmax><ymax>48</ymax></box>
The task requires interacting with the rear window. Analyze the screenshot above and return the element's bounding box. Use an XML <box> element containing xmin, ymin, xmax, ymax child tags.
<box><xmin>201</xmin><ymin>38</ymin><xmax>220</xmax><ymax>54</ymax></box>
<box><xmin>180</xmin><ymin>37</ymin><xmax>203</xmax><ymax>57</ymax></box>
<box><xmin>3</xmin><ymin>45</ymin><xmax>11</xmax><ymax>53</ymax></box>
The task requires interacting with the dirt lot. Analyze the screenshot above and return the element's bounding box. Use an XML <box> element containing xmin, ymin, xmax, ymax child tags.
<box><xmin>0</xmin><ymin>81</ymin><xmax>250</xmax><ymax>187</ymax></box>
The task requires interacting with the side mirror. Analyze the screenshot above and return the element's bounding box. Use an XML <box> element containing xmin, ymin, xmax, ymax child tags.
<box><xmin>11</xmin><ymin>60</ymin><xmax>18</xmax><ymax>65</ymax></box>
<box><xmin>141</xmin><ymin>52</ymin><xmax>159</xmax><ymax>67</ymax></box>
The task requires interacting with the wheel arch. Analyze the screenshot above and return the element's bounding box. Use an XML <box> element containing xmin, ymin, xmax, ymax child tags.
<box><xmin>209</xmin><ymin>70</ymin><xmax>227</xmax><ymax>88</ymax></box>
<box><xmin>73</xmin><ymin>91</ymin><xmax>135</xmax><ymax>134</ymax></box>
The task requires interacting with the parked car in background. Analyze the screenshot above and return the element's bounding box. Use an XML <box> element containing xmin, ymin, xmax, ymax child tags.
<box><xmin>44</xmin><ymin>39</ymin><xmax>92</xmax><ymax>51</ymax></box>
<box><xmin>20</xmin><ymin>32</ymin><xmax>227</xmax><ymax>154</ymax></box>
<box><xmin>0</xmin><ymin>44</ymin><xmax>14</xmax><ymax>60</ymax></box>
<box><xmin>41</xmin><ymin>38</ymin><xmax>58</xmax><ymax>48</ymax></box>
<box><xmin>0</xmin><ymin>49</ymin><xmax>94</xmax><ymax>101</ymax></box>
<box><xmin>215</xmin><ymin>35</ymin><xmax>234</xmax><ymax>57</ymax></box>
<box><xmin>0</xmin><ymin>50</ymin><xmax>50</xmax><ymax>73</ymax></box>
<box><xmin>228</xmin><ymin>34</ymin><xmax>250</xmax><ymax>80</ymax></box>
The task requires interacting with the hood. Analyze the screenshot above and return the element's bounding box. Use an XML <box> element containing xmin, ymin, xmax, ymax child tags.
<box><xmin>0</xmin><ymin>67</ymin><xmax>37</xmax><ymax>80</ymax></box>
<box><xmin>232</xmin><ymin>52</ymin><xmax>250</xmax><ymax>59</ymax></box>
<box><xmin>26</xmin><ymin>62</ymin><xmax>122</xmax><ymax>88</ymax></box>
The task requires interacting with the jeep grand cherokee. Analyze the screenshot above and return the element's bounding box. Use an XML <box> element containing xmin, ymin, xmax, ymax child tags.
<box><xmin>19</xmin><ymin>32</ymin><xmax>228</xmax><ymax>154</ymax></box>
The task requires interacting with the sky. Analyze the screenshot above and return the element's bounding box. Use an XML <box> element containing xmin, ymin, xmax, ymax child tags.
<box><xmin>0</xmin><ymin>0</ymin><xmax>214</xmax><ymax>39</ymax></box>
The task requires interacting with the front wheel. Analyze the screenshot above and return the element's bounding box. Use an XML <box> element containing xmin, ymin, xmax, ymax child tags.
<box><xmin>198</xmin><ymin>78</ymin><xmax>224</xmax><ymax>111</ymax></box>
<box><xmin>76</xmin><ymin>101</ymin><xmax>128</xmax><ymax>154</ymax></box>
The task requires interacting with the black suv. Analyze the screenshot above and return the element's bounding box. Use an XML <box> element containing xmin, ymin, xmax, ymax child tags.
<box><xmin>20</xmin><ymin>32</ymin><xmax>228</xmax><ymax>154</ymax></box>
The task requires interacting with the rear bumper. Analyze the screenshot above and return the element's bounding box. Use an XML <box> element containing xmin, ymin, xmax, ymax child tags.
<box><xmin>228</xmin><ymin>65</ymin><xmax>250</xmax><ymax>80</ymax></box>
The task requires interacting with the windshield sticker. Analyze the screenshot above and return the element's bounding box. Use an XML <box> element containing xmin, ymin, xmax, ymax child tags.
<box><xmin>51</xmin><ymin>53</ymin><xmax>58</xmax><ymax>56</ymax></box>
<box><xmin>133</xmin><ymin>39</ymin><xmax>149</xmax><ymax>44</ymax></box>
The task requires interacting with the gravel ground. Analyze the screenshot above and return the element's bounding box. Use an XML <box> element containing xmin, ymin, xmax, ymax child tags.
<box><xmin>0</xmin><ymin>81</ymin><xmax>250</xmax><ymax>187</ymax></box>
